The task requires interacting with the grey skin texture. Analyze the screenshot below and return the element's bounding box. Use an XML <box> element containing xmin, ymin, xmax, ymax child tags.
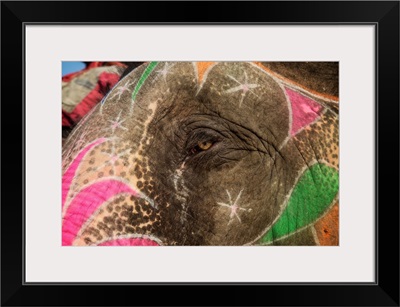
<box><xmin>62</xmin><ymin>62</ymin><xmax>339</xmax><ymax>246</ymax></box>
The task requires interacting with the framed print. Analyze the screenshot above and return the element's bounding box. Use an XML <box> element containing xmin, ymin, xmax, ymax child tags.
<box><xmin>1</xmin><ymin>1</ymin><xmax>399</xmax><ymax>306</ymax></box>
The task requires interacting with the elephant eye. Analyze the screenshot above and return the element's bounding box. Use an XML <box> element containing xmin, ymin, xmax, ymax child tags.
<box><xmin>189</xmin><ymin>140</ymin><xmax>215</xmax><ymax>155</ymax></box>
<box><xmin>198</xmin><ymin>140</ymin><xmax>213</xmax><ymax>151</ymax></box>
<box><xmin>186</xmin><ymin>129</ymin><xmax>221</xmax><ymax>156</ymax></box>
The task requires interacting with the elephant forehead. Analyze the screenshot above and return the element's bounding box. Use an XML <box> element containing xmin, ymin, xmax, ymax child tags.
<box><xmin>101</xmin><ymin>62</ymin><xmax>290</xmax><ymax>146</ymax></box>
<box><xmin>195</xmin><ymin>62</ymin><xmax>290</xmax><ymax>145</ymax></box>
<box><xmin>103</xmin><ymin>62</ymin><xmax>289</xmax><ymax>108</ymax></box>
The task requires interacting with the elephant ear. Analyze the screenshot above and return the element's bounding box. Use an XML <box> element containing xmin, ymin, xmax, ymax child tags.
<box><xmin>248</xmin><ymin>62</ymin><xmax>339</xmax><ymax>246</ymax></box>
<box><xmin>251</xmin><ymin>61</ymin><xmax>338</xmax><ymax>144</ymax></box>
<box><xmin>258</xmin><ymin>162</ymin><xmax>339</xmax><ymax>245</ymax></box>
<box><xmin>285</xmin><ymin>87</ymin><xmax>324</xmax><ymax>136</ymax></box>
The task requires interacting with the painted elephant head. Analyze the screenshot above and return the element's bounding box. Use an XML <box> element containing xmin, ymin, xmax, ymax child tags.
<box><xmin>62</xmin><ymin>62</ymin><xmax>339</xmax><ymax>246</ymax></box>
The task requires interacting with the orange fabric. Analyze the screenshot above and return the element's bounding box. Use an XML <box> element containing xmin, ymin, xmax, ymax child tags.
<box><xmin>196</xmin><ymin>62</ymin><xmax>216</xmax><ymax>84</ymax></box>
<box><xmin>252</xmin><ymin>62</ymin><xmax>339</xmax><ymax>102</ymax></box>
<box><xmin>314</xmin><ymin>203</ymin><xmax>339</xmax><ymax>245</ymax></box>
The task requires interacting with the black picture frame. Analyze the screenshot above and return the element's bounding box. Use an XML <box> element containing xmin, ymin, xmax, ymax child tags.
<box><xmin>1</xmin><ymin>1</ymin><xmax>399</xmax><ymax>306</ymax></box>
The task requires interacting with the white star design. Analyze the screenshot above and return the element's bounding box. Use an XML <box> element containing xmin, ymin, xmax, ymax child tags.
<box><xmin>217</xmin><ymin>189</ymin><xmax>252</xmax><ymax>224</ymax></box>
<box><xmin>106</xmin><ymin>111</ymin><xmax>128</xmax><ymax>134</ymax></box>
<box><xmin>154</xmin><ymin>63</ymin><xmax>175</xmax><ymax>84</ymax></box>
<box><xmin>110</xmin><ymin>79</ymin><xmax>136</xmax><ymax>101</ymax></box>
<box><xmin>224</xmin><ymin>72</ymin><xmax>259</xmax><ymax>107</ymax></box>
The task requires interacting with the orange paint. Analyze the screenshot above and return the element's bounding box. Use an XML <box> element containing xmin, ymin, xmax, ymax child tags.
<box><xmin>314</xmin><ymin>203</ymin><xmax>339</xmax><ymax>245</ymax></box>
<box><xmin>196</xmin><ymin>62</ymin><xmax>216</xmax><ymax>84</ymax></box>
<box><xmin>252</xmin><ymin>62</ymin><xmax>339</xmax><ymax>102</ymax></box>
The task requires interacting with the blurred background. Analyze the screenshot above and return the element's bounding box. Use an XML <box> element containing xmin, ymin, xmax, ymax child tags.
<box><xmin>62</xmin><ymin>61</ymin><xmax>143</xmax><ymax>144</ymax></box>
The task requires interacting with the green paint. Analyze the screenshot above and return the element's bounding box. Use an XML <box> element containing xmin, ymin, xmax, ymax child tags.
<box><xmin>260</xmin><ymin>163</ymin><xmax>339</xmax><ymax>243</ymax></box>
<box><xmin>131</xmin><ymin>61</ymin><xmax>158</xmax><ymax>102</ymax></box>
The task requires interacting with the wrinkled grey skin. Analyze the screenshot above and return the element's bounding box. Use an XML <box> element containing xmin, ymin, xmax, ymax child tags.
<box><xmin>62</xmin><ymin>62</ymin><xmax>339</xmax><ymax>246</ymax></box>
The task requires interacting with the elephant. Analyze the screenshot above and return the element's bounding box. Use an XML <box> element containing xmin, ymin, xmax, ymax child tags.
<box><xmin>62</xmin><ymin>61</ymin><xmax>339</xmax><ymax>246</ymax></box>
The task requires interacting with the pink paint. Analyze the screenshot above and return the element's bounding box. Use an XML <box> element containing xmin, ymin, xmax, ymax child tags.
<box><xmin>98</xmin><ymin>238</ymin><xmax>160</xmax><ymax>246</ymax></box>
<box><xmin>62</xmin><ymin>179</ymin><xmax>140</xmax><ymax>245</ymax></box>
<box><xmin>285</xmin><ymin>87</ymin><xmax>323</xmax><ymax>136</ymax></box>
<box><xmin>230</xmin><ymin>204</ymin><xmax>239</xmax><ymax>218</ymax></box>
<box><xmin>62</xmin><ymin>138</ymin><xmax>106</xmax><ymax>209</ymax></box>
<box><xmin>110</xmin><ymin>155</ymin><xmax>119</xmax><ymax>163</ymax></box>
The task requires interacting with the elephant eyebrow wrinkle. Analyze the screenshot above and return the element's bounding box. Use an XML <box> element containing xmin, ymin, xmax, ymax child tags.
<box><xmin>225</xmin><ymin>123</ymin><xmax>283</xmax><ymax>163</ymax></box>
<box><xmin>191</xmin><ymin>107</ymin><xmax>282</xmax><ymax>158</ymax></box>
